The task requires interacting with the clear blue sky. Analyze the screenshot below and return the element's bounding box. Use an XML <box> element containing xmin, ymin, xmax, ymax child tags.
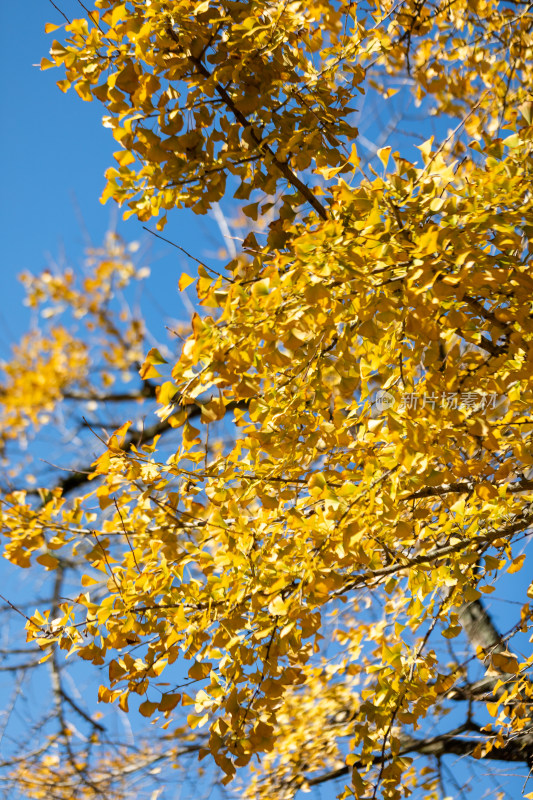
<box><xmin>0</xmin><ymin>0</ymin><xmax>224</xmax><ymax>361</ymax></box>
<box><xmin>1</xmin><ymin>1</ymin><xmax>113</xmax><ymax>349</ymax></box>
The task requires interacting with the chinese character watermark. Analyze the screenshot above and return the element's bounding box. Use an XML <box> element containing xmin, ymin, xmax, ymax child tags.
<box><xmin>375</xmin><ymin>390</ymin><xmax>501</xmax><ymax>414</ymax></box>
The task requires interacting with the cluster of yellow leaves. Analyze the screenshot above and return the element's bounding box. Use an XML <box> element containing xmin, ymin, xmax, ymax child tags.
<box><xmin>21</xmin><ymin>233</ymin><xmax>143</xmax><ymax>316</ymax></box>
<box><xmin>383</xmin><ymin>0</ymin><xmax>533</xmax><ymax>132</ymax></box>
<box><xmin>2</xmin><ymin>0</ymin><xmax>533</xmax><ymax>798</ymax></box>
<box><xmin>0</xmin><ymin>488</ymin><xmax>74</xmax><ymax>569</ymax></box>
<box><xmin>42</xmin><ymin>0</ymin><xmax>532</xmax><ymax>230</ymax></box>
<box><xmin>20</xmin><ymin>232</ymin><xmax>147</xmax><ymax>372</ymax></box>
<box><xmin>0</xmin><ymin>328</ymin><xmax>88</xmax><ymax>442</ymax></box>
<box><xmin>42</xmin><ymin>0</ymin><xmax>364</xmax><ymax>223</ymax></box>
<box><xmin>14</xmin><ymin>120</ymin><xmax>533</xmax><ymax>785</ymax></box>
<box><xmin>6</xmin><ymin>740</ymin><xmax>183</xmax><ymax>800</ymax></box>
<box><xmin>0</xmin><ymin>233</ymin><xmax>148</xmax><ymax>460</ymax></box>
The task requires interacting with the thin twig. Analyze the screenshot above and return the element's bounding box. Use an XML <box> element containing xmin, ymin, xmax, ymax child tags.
<box><xmin>114</xmin><ymin>498</ymin><xmax>141</xmax><ymax>574</ymax></box>
<box><xmin>143</xmin><ymin>227</ymin><xmax>229</xmax><ymax>281</ymax></box>
<box><xmin>47</xmin><ymin>0</ymin><xmax>71</xmax><ymax>24</ymax></box>
<box><xmin>90</xmin><ymin>531</ymin><xmax>124</xmax><ymax>598</ymax></box>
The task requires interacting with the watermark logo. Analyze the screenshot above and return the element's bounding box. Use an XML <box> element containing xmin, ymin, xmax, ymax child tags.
<box><xmin>374</xmin><ymin>391</ymin><xmax>502</xmax><ymax>414</ymax></box>
<box><xmin>376</xmin><ymin>389</ymin><xmax>395</xmax><ymax>412</ymax></box>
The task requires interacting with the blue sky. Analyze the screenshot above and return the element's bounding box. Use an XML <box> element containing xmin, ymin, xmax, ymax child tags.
<box><xmin>1</xmin><ymin>1</ymin><xmax>114</xmax><ymax>349</ymax></box>
<box><xmin>0</xmin><ymin>0</ymin><xmax>226</xmax><ymax>362</ymax></box>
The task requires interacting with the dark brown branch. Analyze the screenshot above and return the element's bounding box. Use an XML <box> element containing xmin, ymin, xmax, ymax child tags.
<box><xmin>164</xmin><ymin>26</ymin><xmax>328</xmax><ymax>221</ymax></box>
<box><xmin>458</xmin><ymin>597</ymin><xmax>506</xmax><ymax>657</ymax></box>
<box><xmin>446</xmin><ymin>674</ymin><xmax>512</xmax><ymax>701</ymax></box>
<box><xmin>57</xmin><ymin>399</ymin><xmax>249</xmax><ymax>496</ymax></box>
<box><xmin>61</xmin><ymin>688</ymin><xmax>106</xmax><ymax>733</ymax></box>
<box><xmin>307</xmin><ymin>724</ymin><xmax>533</xmax><ymax>789</ymax></box>
<box><xmin>399</xmin><ymin>728</ymin><xmax>533</xmax><ymax>764</ymax></box>
<box><xmin>0</xmin><ymin>659</ymin><xmax>43</xmax><ymax>672</ymax></box>
<box><xmin>340</xmin><ymin>504</ymin><xmax>533</xmax><ymax>594</ymax></box>
<box><xmin>474</xmin><ymin>335</ymin><xmax>507</xmax><ymax>358</ymax></box>
<box><xmin>63</xmin><ymin>382</ymin><xmax>156</xmax><ymax>403</ymax></box>
<box><xmin>461</xmin><ymin>294</ymin><xmax>514</xmax><ymax>334</ymax></box>
<box><xmin>405</xmin><ymin>476</ymin><xmax>533</xmax><ymax>500</ymax></box>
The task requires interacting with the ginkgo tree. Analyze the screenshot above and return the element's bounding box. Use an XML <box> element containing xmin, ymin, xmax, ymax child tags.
<box><xmin>2</xmin><ymin>0</ymin><xmax>533</xmax><ymax>797</ymax></box>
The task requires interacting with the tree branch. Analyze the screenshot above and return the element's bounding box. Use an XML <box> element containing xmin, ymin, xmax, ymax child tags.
<box><xmin>340</xmin><ymin>504</ymin><xmax>533</xmax><ymax>594</ymax></box>
<box><xmin>405</xmin><ymin>476</ymin><xmax>533</xmax><ymax>500</ymax></box>
<box><xmin>307</xmin><ymin>724</ymin><xmax>533</xmax><ymax>789</ymax></box>
<box><xmin>57</xmin><ymin>399</ymin><xmax>249</xmax><ymax>496</ymax></box>
<box><xmin>164</xmin><ymin>26</ymin><xmax>328</xmax><ymax>221</ymax></box>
